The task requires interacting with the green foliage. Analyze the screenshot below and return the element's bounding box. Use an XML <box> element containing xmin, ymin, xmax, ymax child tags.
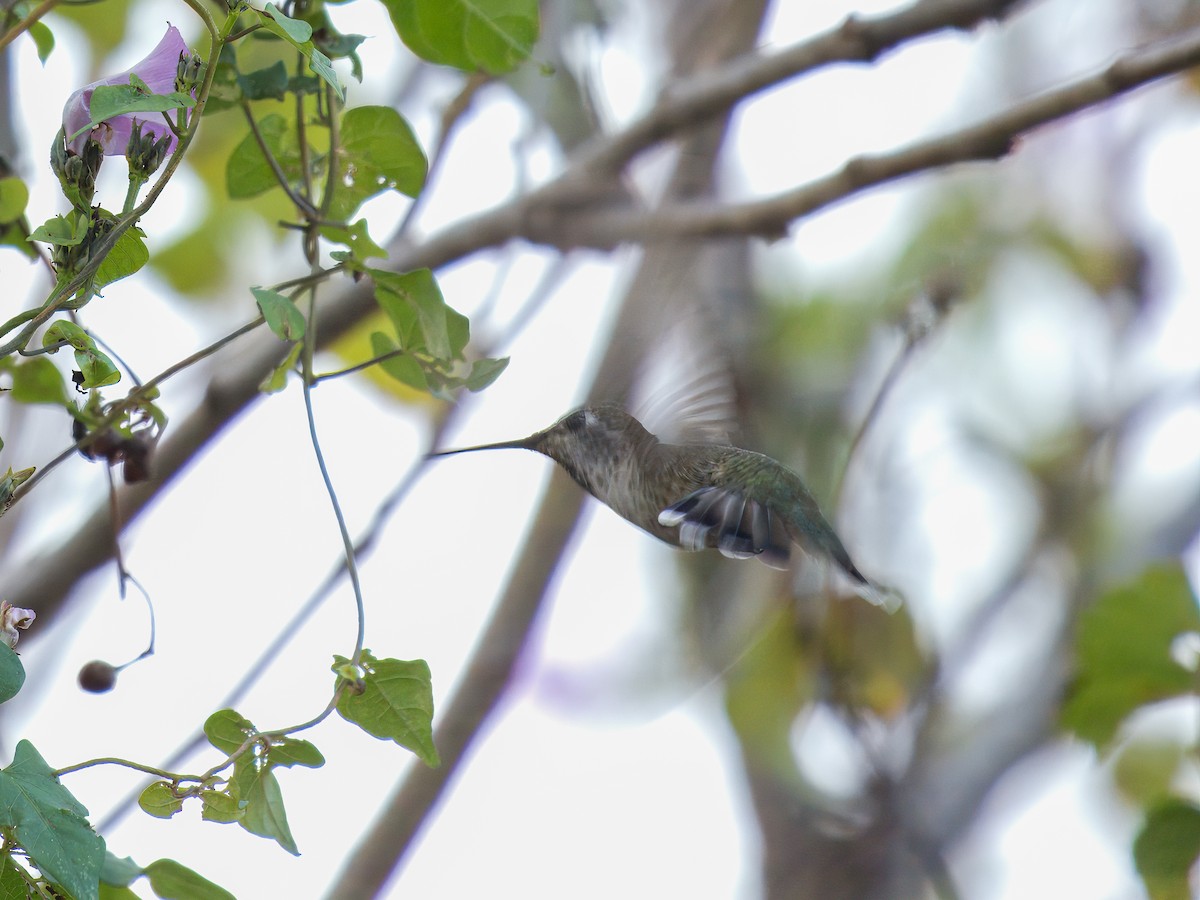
<box><xmin>1061</xmin><ymin>563</ymin><xmax>1200</xmax><ymax>749</ymax></box>
<box><xmin>255</xmin><ymin>5</ymin><xmax>344</xmax><ymax>101</ymax></box>
<box><xmin>260</xmin><ymin>341</ymin><xmax>303</xmax><ymax>393</ymax></box>
<box><xmin>137</xmin><ymin>782</ymin><xmax>184</xmax><ymax>819</ymax></box>
<box><xmin>43</xmin><ymin>321</ymin><xmax>120</xmax><ymax>389</ymax></box>
<box><xmin>0</xmin><ymin>741</ymin><xmax>105</xmax><ymax>900</ymax></box>
<box><xmin>102</xmin><ymin>851</ymin><xmax>234</xmax><ymax>900</ymax></box>
<box><xmin>382</xmin><ymin>0</ymin><xmax>539</xmax><ymax>73</ymax></box>
<box><xmin>328</xmin><ymin>105</ymin><xmax>427</xmax><ymax>219</ymax></box>
<box><xmin>293</xmin><ymin>5</ymin><xmax>366</xmax><ymax>80</ymax></box>
<box><xmin>0</xmin><ymin>860</ymin><xmax>29</xmax><ymax>897</ymax></box>
<box><xmin>141</xmin><ymin>859</ymin><xmax>236</xmax><ymax>900</ymax></box>
<box><xmin>0</xmin><ymin>645</ymin><xmax>25</xmax><ymax>704</ymax></box>
<box><xmin>201</xmin><ymin>709</ymin><xmax>324</xmax><ymax>855</ymax></box>
<box><xmin>29</xmin><ymin>19</ymin><xmax>54</xmax><ymax>62</ymax></box>
<box><xmin>252</xmin><ymin>287</ymin><xmax>306</xmax><ymax>341</ymax></box>
<box><xmin>369</xmin><ymin>268</ymin><xmax>508</xmax><ymax>397</ymax></box>
<box><xmin>199</xmin><ymin>789</ymin><xmax>241</xmax><ymax>823</ymax></box>
<box><xmin>29</xmin><ymin>211</ymin><xmax>89</xmax><ymax>246</ymax></box>
<box><xmin>334</xmin><ymin>651</ymin><xmax>440</xmax><ymax>766</ymax></box>
<box><xmin>1134</xmin><ymin>799</ymin><xmax>1200</xmax><ymax>900</ymax></box>
<box><xmin>0</xmin><ymin>178</ymin><xmax>28</xmax><ymax>222</ymax></box>
<box><xmin>225</xmin><ymin>113</ymin><xmax>305</xmax><ymax>199</ymax></box>
<box><xmin>376</xmin><ymin>268</ymin><xmax>452</xmax><ymax>358</ymax></box>
<box><xmin>321</xmin><ymin>218</ymin><xmax>388</xmax><ymax>264</ymax></box>
<box><xmin>0</xmin><ymin>176</ymin><xmax>33</xmax><ymax>259</ymax></box>
<box><xmin>6</xmin><ymin>2</ymin><xmax>55</xmax><ymax>61</ymax></box>
<box><xmin>0</xmin><ymin>222</ymin><xmax>37</xmax><ymax>260</ymax></box>
<box><xmin>237</xmin><ymin>61</ymin><xmax>290</xmax><ymax>101</ymax></box>
<box><xmin>6</xmin><ymin>357</ymin><xmax>68</xmax><ymax>406</ymax></box>
<box><xmin>94</xmin><ymin>226</ymin><xmax>149</xmax><ymax>290</ymax></box>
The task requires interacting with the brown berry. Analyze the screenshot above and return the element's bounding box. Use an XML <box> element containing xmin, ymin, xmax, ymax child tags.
<box><xmin>78</xmin><ymin>660</ymin><xmax>118</xmax><ymax>693</ymax></box>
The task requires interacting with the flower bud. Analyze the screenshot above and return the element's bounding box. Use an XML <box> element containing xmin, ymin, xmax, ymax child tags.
<box><xmin>49</xmin><ymin>128</ymin><xmax>101</xmax><ymax>210</ymax></box>
<box><xmin>126</xmin><ymin>118</ymin><xmax>172</xmax><ymax>178</ymax></box>
<box><xmin>175</xmin><ymin>50</ymin><xmax>204</xmax><ymax>94</ymax></box>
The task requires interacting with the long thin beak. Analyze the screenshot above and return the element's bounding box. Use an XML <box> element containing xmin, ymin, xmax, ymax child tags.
<box><xmin>426</xmin><ymin>435</ymin><xmax>538</xmax><ymax>458</ymax></box>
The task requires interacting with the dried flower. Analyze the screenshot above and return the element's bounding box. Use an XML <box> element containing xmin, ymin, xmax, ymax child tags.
<box><xmin>0</xmin><ymin>602</ymin><xmax>35</xmax><ymax>649</ymax></box>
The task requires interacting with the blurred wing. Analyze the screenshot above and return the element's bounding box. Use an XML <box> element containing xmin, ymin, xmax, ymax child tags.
<box><xmin>630</xmin><ymin>310</ymin><xmax>739</xmax><ymax>446</ymax></box>
<box><xmin>658</xmin><ymin>486</ymin><xmax>790</xmax><ymax>569</ymax></box>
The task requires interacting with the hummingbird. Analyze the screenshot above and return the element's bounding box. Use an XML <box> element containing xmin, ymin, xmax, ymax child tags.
<box><xmin>430</xmin><ymin>402</ymin><xmax>884</xmax><ymax>598</ymax></box>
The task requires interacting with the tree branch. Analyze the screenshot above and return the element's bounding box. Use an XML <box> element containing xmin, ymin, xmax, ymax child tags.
<box><xmin>578</xmin><ymin>0</ymin><xmax>1025</xmax><ymax>175</ymax></box>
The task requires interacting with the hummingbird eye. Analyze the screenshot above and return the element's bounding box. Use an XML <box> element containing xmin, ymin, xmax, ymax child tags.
<box><xmin>564</xmin><ymin>411</ymin><xmax>588</xmax><ymax>432</ymax></box>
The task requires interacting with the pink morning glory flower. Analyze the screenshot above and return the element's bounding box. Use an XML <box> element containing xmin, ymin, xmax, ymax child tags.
<box><xmin>62</xmin><ymin>25</ymin><xmax>190</xmax><ymax>156</ymax></box>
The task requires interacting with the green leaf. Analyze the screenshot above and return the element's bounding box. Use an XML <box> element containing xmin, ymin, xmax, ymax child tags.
<box><xmin>267</xmin><ymin>737</ymin><xmax>324</xmax><ymax>769</ymax></box>
<box><xmin>252</xmin><ymin>287</ymin><xmax>306</xmax><ymax>341</ymax></box>
<box><xmin>232</xmin><ymin>761</ymin><xmax>298</xmax><ymax>855</ymax></box>
<box><xmin>0</xmin><ymin>857</ymin><xmax>30</xmax><ymax>898</ymax></box>
<box><xmin>0</xmin><ymin>645</ymin><xmax>25</xmax><ymax>705</ymax></box>
<box><xmin>199</xmin><ymin>789</ymin><xmax>242</xmax><ymax>824</ymax></box>
<box><xmin>137</xmin><ymin>782</ymin><xmax>183</xmax><ymax>820</ymax></box>
<box><xmin>1135</xmin><ymin>799</ymin><xmax>1200</xmax><ymax>900</ymax></box>
<box><xmin>71</xmin><ymin>82</ymin><xmax>194</xmax><ymax>142</ymax></box>
<box><xmin>262</xmin><ymin>3</ymin><xmax>312</xmax><ymax>42</ymax></box>
<box><xmin>464</xmin><ymin>357</ymin><xmax>509</xmax><ymax>392</ymax></box>
<box><xmin>29</xmin><ymin>212</ymin><xmax>88</xmax><ymax>246</ymax></box>
<box><xmin>94</xmin><ymin>226</ymin><xmax>149</xmax><ymax>290</ymax></box>
<box><xmin>237</xmin><ymin>61</ymin><xmax>290</xmax><ymax>101</ymax></box>
<box><xmin>99</xmin><ymin>884</ymin><xmax>141</xmax><ymax>900</ymax></box>
<box><xmin>201</xmin><ymin>709</ymin><xmax>305</xmax><ymax>854</ymax></box>
<box><xmin>100</xmin><ymin>852</ymin><xmax>142</xmax><ymax>886</ymax></box>
<box><xmin>373</xmin><ymin>269</ymin><xmax>450</xmax><ymax>359</ymax></box>
<box><xmin>203</xmin><ymin>709</ymin><xmax>257</xmax><ymax>755</ymax></box>
<box><xmin>382</xmin><ymin>0</ymin><xmax>538</xmax><ymax>74</ymax></box>
<box><xmin>1061</xmin><ymin>563</ymin><xmax>1200</xmax><ymax>749</ymax></box>
<box><xmin>43</xmin><ymin>321</ymin><xmax>120</xmax><ymax>389</ymax></box>
<box><xmin>9</xmin><ymin>357</ymin><xmax>67</xmax><ymax>406</ymax></box>
<box><xmin>319</xmin><ymin>218</ymin><xmax>387</xmax><ymax>263</ymax></box>
<box><xmin>369</xmin><ymin>332</ymin><xmax>427</xmax><ymax>391</ymax></box>
<box><xmin>0</xmin><ymin>178</ymin><xmax>28</xmax><ymax>223</ymax></box>
<box><xmin>28</xmin><ymin>20</ymin><xmax>54</xmax><ymax>63</ymax></box>
<box><xmin>257</xmin><ymin>5</ymin><xmax>344</xmax><ymax>101</ymax></box>
<box><xmin>334</xmin><ymin>651</ymin><xmax>440</xmax><ymax>767</ymax></box>
<box><xmin>260</xmin><ymin>341</ymin><xmax>303</xmax><ymax>393</ymax></box>
<box><xmin>226</xmin><ymin>114</ymin><xmax>304</xmax><ymax>200</ymax></box>
<box><xmin>328</xmin><ymin>106</ymin><xmax>426</xmax><ymax>220</ymax></box>
<box><xmin>1</xmin><ymin>222</ymin><xmax>37</xmax><ymax>260</ymax></box>
<box><xmin>0</xmin><ymin>741</ymin><xmax>105</xmax><ymax>900</ymax></box>
<box><xmin>143</xmin><ymin>858</ymin><xmax>236</xmax><ymax>900</ymax></box>
<box><xmin>306</xmin><ymin>48</ymin><xmax>340</xmax><ymax>100</ymax></box>
<box><xmin>372</xmin><ymin>279</ymin><xmax>418</xmax><ymax>350</ymax></box>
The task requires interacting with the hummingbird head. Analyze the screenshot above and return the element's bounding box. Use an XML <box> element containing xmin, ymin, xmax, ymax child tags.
<box><xmin>428</xmin><ymin>403</ymin><xmax>657</xmax><ymax>496</ymax></box>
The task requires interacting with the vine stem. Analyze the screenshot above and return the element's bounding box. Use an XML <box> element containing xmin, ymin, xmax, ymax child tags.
<box><xmin>296</xmin><ymin>79</ymin><xmax>368</xmax><ymax>666</ymax></box>
<box><xmin>54</xmin><ymin>757</ymin><xmax>200</xmax><ymax>781</ymax></box>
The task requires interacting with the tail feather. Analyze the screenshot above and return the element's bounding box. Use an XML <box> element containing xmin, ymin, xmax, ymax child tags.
<box><xmin>658</xmin><ymin>487</ymin><xmax>790</xmax><ymax>569</ymax></box>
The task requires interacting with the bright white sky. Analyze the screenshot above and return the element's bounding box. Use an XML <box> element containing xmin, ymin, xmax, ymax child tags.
<box><xmin>4</xmin><ymin>0</ymin><xmax>1200</xmax><ymax>898</ymax></box>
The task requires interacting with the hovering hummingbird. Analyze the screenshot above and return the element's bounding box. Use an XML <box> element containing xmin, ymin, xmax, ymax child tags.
<box><xmin>430</xmin><ymin>403</ymin><xmax>886</xmax><ymax>600</ymax></box>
